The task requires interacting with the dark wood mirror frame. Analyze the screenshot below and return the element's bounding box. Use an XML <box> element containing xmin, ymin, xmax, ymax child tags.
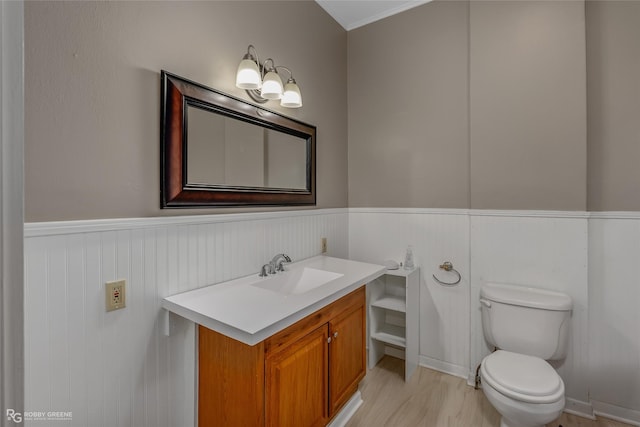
<box><xmin>160</xmin><ymin>71</ymin><xmax>316</xmax><ymax>208</ymax></box>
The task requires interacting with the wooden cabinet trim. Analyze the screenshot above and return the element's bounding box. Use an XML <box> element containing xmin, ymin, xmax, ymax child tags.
<box><xmin>329</xmin><ymin>302</ymin><xmax>366</xmax><ymax>415</ymax></box>
<box><xmin>198</xmin><ymin>285</ymin><xmax>366</xmax><ymax>426</ymax></box>
<box><xmin>264</xmin><ymin>286</ymin><xmax>365</xmax><ymax>356</ymax></box>
<box><xmin>198</xmin><ymin>325</ymin><xmax>265</xmax><ymax>427</ymax></box>
<box><xmin>265</xmin><ymin>324</ymin><xmax>330</xmax><ymax>427</ymax></box>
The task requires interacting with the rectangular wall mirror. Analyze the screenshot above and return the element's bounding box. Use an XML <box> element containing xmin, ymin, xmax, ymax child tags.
<box><xmin>161</xmin><ymin>71</ymin><xmax>316</xmax><ymax>208</ymax></box>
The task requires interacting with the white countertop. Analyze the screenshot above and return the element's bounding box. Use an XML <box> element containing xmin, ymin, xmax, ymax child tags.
<box><xmin>161</xmin><ymin>255</ymin><xmax>386</xmax><ymax>346</ymax></box>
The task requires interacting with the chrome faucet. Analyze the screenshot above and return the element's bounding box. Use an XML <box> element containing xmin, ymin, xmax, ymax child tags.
<box><xmin>258</xmin><ymin>254</ymin><xmax>292</xmax><ymax>277</ymax></box>
<box><xmin>259</xmin><ymin>263</ymin><xmax>271</xmax><ymax>277</ymax></box>
<box><xmin>270</xmin><ymin>253</ymin><xmax>292</xmax><ymax>272</ymax></box>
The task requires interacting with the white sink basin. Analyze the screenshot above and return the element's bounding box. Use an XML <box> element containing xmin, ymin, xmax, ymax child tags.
<box><xmin>252</xmin><ymin>267</ymin><xmax>344</xmax><ymax>295</ymax></box>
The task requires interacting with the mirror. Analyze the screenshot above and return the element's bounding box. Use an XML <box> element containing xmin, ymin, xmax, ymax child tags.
<box><xmin>186</xmin><ymin>106</ymin><xmax>308</xmax><ymax>190</ymax></box>
<box><xmin>161</xmin><ymin>71</ymin><xmax>316</xmax><ymax>208</ymax></box>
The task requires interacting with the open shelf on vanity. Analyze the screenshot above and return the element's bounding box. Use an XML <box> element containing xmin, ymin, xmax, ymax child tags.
<box><xmin>367</xmin><ymin>267</ymin><xmax>419</xmax><ymax>382</ymax></box>
<box><xmin>370</xmin><ymin>295</ymin><xmax>406</xmax><ymax>312</ymax></box>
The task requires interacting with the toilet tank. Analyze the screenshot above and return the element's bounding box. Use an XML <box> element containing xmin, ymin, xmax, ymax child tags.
<box><xmin>480</xmin><ymin>282</ymin><xmax>573</xmax><ymax>360</ymax></box>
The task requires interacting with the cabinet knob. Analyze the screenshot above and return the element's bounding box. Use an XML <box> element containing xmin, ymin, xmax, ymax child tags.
<box><xmin>333</xmin><ymin>331</ymin><xmax>339</xmax><ymax>338</ymax></box>
<box><xmin>327</xmin><ymin>337</ymin><xmax>332</xmax><ymax>344</ymax></box>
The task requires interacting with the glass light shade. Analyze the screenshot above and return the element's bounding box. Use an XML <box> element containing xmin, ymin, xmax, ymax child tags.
<box><xmin>260</xmin><ymin>71</ymin><xmax>283</xmax><ymax>100</ymax></box>
<box><xmin>236</xmin><ymin>59</ymin><xmax>261</xmax><ymax>90</ymax></box>
<box><xmin>281</xmin><ymin>81</ymin><xmax>302</xmax><ymax>108</ymax></box>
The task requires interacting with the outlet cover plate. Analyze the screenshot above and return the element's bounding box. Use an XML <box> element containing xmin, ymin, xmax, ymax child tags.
<box><xmin>106</xmin><ymin>280</ymin><xmax>126</xmax><ymax>312</ymax></box>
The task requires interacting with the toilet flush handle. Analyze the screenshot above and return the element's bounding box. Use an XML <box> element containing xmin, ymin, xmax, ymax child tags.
<box><xmin>480</xmin><ymin>299</ymin><xmax>491</xmax><ymax>308</ymax></box>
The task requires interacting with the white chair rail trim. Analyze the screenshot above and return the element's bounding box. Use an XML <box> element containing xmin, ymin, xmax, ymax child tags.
<box><xmin>24</xmin><ymin>208</ymin><xmax>349</xmax><ymax>237</ymax></box>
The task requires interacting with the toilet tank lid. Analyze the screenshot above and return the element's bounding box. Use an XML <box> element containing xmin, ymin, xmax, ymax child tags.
<box><xmin>481</xmin><ymin>282</ymin><xmax>572</xmax><ymax>311</ymax></box>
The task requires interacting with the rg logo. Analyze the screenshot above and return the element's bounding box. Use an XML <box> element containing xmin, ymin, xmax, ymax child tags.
<box><xmin>6</xmin><ymin>409</ymin><xmax>22</xmax><ymax>423</ymax></box>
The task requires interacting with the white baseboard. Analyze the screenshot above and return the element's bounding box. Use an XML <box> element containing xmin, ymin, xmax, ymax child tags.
<box><xmin>327</xmin><ymin>391</ymin><xmax>363</xmax><ymax>427</ymax></box>
<box><xmin>370</xmin><ymin>352</ymin><xmax>640</xmax><ymax>426</ymax></box>
<box><xmin>564</xmin><ymin>398</ymin><xmax>595</xmax><ymax>420</ymax></box>
<box><xmin>419</xmin><ymin>355</ymin><xmax>468</xmax><ymax>380</ymax></box>
<box><xmin>592</xmin><ymin>400</ymin><xmax>640</xmax><ymax>426</ymax></box>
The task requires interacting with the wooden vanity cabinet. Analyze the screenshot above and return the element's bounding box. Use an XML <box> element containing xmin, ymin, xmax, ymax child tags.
<box><xmin>198</xmin><ymin>286</ymin><xmax>366</xmax><ymax>427</ymax></box>
<box><xmin>328</xmin><ymin>300</ymin><xmax>366</xmax><ymax>415</ymax></box>
<box><xmin>265</xmin><ymin>324</ymin><xmax>330</xmax><ymax>427</ymax></box>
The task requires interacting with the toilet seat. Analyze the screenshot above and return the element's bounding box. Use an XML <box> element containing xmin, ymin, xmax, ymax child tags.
<box><xmin>481</xmin><ymin>350</ymin><xmax>564</xmax><ymax>404</ymax></box>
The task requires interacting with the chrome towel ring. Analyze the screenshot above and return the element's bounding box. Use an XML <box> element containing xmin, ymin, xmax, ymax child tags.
<box><xmin>432</xmin><ymin>261</ymin><xmax>461</xmax><ymax>286</ymax></box>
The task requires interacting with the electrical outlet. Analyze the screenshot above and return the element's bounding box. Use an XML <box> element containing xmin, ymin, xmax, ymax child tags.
<box><xmin>321</xmin><ymin>237</ymin><xmax>327</xmax><ymax>254</ymax></box>
<box><xmin>106</xmin><ymin>280</ymin><xmax>126</xmax><ymax>312</ymax></box>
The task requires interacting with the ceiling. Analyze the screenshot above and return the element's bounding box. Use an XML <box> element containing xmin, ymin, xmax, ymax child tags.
<box><xmin>315</xmin><ymin>0</ymin><xmax>432</xmax><ymax>31</ymax></box>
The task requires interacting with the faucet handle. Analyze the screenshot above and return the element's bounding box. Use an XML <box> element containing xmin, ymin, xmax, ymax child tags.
<box><xmin>259</xmin><ymin>264</ymin><xmax>271</xmax><ymax>277</ymax></box>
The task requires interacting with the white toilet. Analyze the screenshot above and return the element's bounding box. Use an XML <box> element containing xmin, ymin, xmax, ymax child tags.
<box><xmin>479</xmin><ymin>282</ymin><xmax>572</xmax><ymax>427</ymax></box>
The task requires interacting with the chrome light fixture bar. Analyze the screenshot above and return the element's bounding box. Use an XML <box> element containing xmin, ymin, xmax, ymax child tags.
<box><xmin>235</xmin><ymin>45</ymin><xmax>303</xmax><ymax>108</ymax></box>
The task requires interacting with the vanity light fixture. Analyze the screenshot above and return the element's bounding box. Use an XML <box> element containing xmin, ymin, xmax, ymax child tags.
<box><xmin>235</xmin><ymin>45</ymin><xmax>303</xmax><ymax>108</ymax></box>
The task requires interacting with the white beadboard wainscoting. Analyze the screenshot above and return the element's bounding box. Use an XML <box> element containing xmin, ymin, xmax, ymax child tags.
<box><xmin>23</xmin><ymin>209</ymin><xmax>348</xmax><ymax>427</ymax></box>
<box><xmin>349</xmin><ymin>208</ymin><xmax>471</xmax><ymax>379</ymax></box>
<box><xmin>588</xmin><ymin>213</ymin><xmax>640</xmax><ymax>425</ymax></box>
<box><xmin>349</xmin><ymin>208</ymin><xmax>640</xmax><ymax>425</ymax></box>
<box><xmin>23</xmin><ymin>208</ymin><xmax>640</xmax><ymax>426</ymax></box>
<box><xmin>468</xmin><ymin>211</ymin><xmax>591</xmax><ymax>416</ymax></box>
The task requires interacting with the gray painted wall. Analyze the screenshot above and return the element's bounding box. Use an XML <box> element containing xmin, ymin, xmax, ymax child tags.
<box><xmin>348</xmin><ymin>1</ymin><xmax>470</xmax><ymax>208</ymax></box>
<box><xmin>586</xmin><ymin>1</ymin><xmax>640</xmax><ymax>212</ymax></box>
<box><xmin>25</xmin><ymin>1</ymin><xmax>347</xmax><ymax>221</ymax></box>
<box><xmin>349</xmin><ymin>0</ymin><xmax>589</xmax><ymax>211</ymax></box>
<box><xmin>25</xmin><ymin>1</ymin><xmax>640</xmax><ymax>221</ymax></box>
<box><xmin>469</xmin><ymin>0</ymin><xmax>587</xmax><ymax>211</ymax></box>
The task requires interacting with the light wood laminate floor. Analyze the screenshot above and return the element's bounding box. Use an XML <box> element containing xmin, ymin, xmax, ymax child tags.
<box><xmin>346</xmin><ymin>356</ymin><xmax>633</xmax><ymax>427</ymax></box>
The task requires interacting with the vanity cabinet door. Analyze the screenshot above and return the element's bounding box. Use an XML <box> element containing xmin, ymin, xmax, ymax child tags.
<box><xmin>265</xmin><ymin>324</ymin><xmax>330</xmax><ymax>427</ymax></box>
<box><xmin>198</xmin><ymin>287</ymin><xmax>366</xmax><ymax>427</ymax></box>
<box><xmin>329</xmin><ymin>299</ymin><xmax>366</xmax><ymax>415</ymax></box>
<box><xmin>198</xmin><ymin>325</ymin><xmax>265</xmax><ymax>427</ymax></box>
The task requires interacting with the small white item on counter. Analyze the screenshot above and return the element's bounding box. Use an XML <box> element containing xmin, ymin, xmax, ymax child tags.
<box><xmin>383</xmin><ymin>259</ymin><xmax>399</xmax><ymax>270</ymax></box>
<box><xmin>404</xmin><ymin>245</ymin><xmax>415</xmax><ymax>270</ymax></box>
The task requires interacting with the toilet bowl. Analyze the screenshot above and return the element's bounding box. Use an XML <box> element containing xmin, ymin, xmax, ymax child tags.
<box><xmin>480</xmin><ymin>350</ymin><xmax>565</xmax><ymax>427</ymax></box>
<box><xmin>479</xmin><ymin>283</ymin><xmax>572</xmax><ymax>427</ymax></box>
